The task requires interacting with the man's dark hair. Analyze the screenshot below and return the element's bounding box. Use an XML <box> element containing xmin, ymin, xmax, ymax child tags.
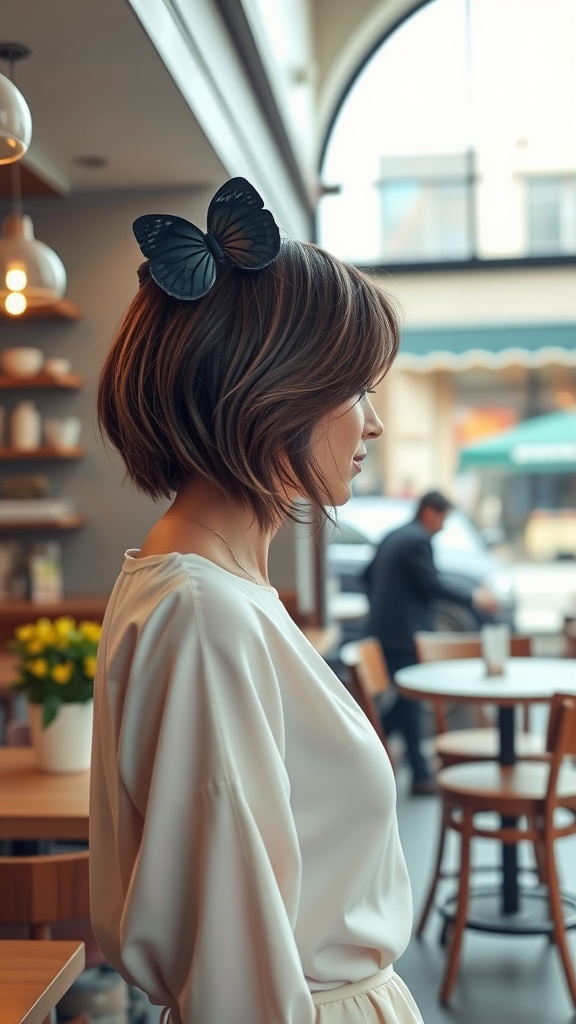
<box><xmin>415</xmin><ymin>490</ymin><xmax>453</xmax><ymax>518</ymax></box>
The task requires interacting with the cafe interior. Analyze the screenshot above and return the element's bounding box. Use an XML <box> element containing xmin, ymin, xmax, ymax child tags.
<box><xmin>0</xmin><ymin>2</ymin><xmax>575</xmax><ymax>1023</ymax></box>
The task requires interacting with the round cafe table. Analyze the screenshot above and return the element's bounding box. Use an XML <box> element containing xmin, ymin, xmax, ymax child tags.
<box><xmin>395</xmin><ymin>657</ymin><xmax>576</xmax><ymax>933</ymax></box>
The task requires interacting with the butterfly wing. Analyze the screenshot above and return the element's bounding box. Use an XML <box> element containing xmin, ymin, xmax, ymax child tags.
<box><xmin>207</xmin><ymin>177</ymin><xmax>280</xmax><ymax>270</ymax></box>
<box><xmin>133</xmin><ymin>214</ymin><xmax>216</xmax><ymax>300</ymax></box>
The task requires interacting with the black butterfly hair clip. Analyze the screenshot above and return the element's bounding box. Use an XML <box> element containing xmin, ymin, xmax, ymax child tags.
<box><xmin>133</xmin><ymin>177</ymin><xmax>281</xmax><ymax>301</ymax></box>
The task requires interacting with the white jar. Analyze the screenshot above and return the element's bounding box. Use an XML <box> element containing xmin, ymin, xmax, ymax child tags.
<box><xmin>10</xmin><ymin>401</ymin><xmax>41</xmax><ymax>451</ymax></box>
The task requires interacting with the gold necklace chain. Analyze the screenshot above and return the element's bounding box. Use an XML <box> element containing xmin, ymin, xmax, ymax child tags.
<box><xmin>161</xmin><ymin>516</ymin><xmax>263</xmax><ymax>585</ymax></box>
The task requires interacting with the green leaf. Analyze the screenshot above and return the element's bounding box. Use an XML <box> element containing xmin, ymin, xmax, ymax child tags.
<box><xmin>42</xmin><ymin>694</ymin><xmax>62</xmax><ymax>728</ymax></box>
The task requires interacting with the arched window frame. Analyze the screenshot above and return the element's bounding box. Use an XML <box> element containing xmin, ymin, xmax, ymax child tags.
<box><xmin>317</xmin><ymin>0</ymin><xmax>576</xmax><ymax>273</ymax></box>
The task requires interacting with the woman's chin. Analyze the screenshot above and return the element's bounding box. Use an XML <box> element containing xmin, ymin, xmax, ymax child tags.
<box><xmin>329</xmin><ymin>483</ymin><xmax>354</xmax><ymax>507</ymax></box>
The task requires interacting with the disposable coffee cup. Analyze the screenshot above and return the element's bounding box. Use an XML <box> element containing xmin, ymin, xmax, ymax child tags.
<box><xmin>481</xmin><ymin>624</ymin><xmax>510</xmax><ymax>677</ymax></box>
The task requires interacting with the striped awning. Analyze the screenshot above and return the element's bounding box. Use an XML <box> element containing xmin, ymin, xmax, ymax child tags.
<box><xmin>398</xmin><ymin>323</ymin><xmax>576</xmax><ymax>371</ymax></box>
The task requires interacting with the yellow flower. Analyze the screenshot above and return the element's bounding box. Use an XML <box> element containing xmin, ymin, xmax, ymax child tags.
<box><xmin>35</xmin><ymin>618</ymin><xmax>56</xmax><ymax>644</ymax></box>
<box><xmin>16</xmin><ymin>623</ymin><xmax>36</xmax><ymax>643</ymax></box>
<box><xmin>79</xmin><ymin>621</ymin><xmax>102</xmax><ymax>644</ymax></box>
<box><xmin>51</xmin><ymin>661</ymin><xmax>74</xmax><ymax>685</ymax></box>
<box><xmin>54</xmin><ymin>616</ymin><xmax>76</xmax><ymax>638</ymax></box>
<box><xmin>83</xmin><ymin>655</ymin><xmax>97</xmax><ymax>678</ymax></box>
<box><xmin>26</xmin><ymin>639</ymin><xmax>45</xmax><ymax>656</ymax></box>
<box><xmin>28</xmin><ymin>658</ymin><xmax>49</xmax><ymax>679</ymax></box>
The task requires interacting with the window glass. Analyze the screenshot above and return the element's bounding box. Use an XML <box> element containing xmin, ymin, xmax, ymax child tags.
<box><xmin>319</xmin><ymin>0</ymin><xmax>576</xmax><ymax>264</ymax></box>
<box><xmin>527</xmin><ymin>177</ymin><xmax>576</xmax><ymax>254</ymax></box>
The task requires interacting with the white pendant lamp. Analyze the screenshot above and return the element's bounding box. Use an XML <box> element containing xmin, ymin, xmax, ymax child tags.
<box><xmin>0</xmin><ymin>207</ymin><xmax>67</xmax><ymax>314</ymax></box>
<box><xmin>0</xmin><ymin>44</ymin><xmax>66</xmax><ymax>316</ymax></box>
<box><xmin>0</xmin><ymin>71</ymin><xmax>32</xmax><ymax>164</ymax></box>
<box><xmin>0</xmin><ymin>43</ymin><xmax>32</xmax><ymax>164</ymax></box>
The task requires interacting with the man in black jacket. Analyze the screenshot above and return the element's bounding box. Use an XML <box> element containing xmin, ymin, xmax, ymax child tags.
<box><xmin>364</xmin><ymin>490</ymin><xmax>498</xmax><ymax>794</ymax></box>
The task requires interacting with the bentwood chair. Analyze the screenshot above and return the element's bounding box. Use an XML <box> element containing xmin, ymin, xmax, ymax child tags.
<box><xmin>414</xmin><ymin>632</ymin><xmax>546</xmax><ymax>766</ymax></box>
<box><xmin>340</xmin><ymin>638</ymin><xmax>394</xmax><ymax>764</ymax></box>
<box><xmin>418</xmin><ymin>693</ymin><xmax>576</xmax><ymax>1008</ymax></box>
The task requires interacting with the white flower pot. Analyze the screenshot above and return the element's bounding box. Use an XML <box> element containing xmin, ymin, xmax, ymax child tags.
<box><xmin>28</xmin><ymin>701</ymin><xmax>93</xmax><ymax>773</ymax></box>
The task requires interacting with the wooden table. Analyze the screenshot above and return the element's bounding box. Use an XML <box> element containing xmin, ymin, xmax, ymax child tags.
<box><xmin>0</xmin><ymin>748</ymin><xmax>89</xmax><ymax>841</ymax></box>
<box><xmin>0</xmin><ymin>940</ymin><xmax>85</xmax><ymax>1024</ymax></box>
<box><xmin>396</xmin><ymin>657</ymin><xmax>576</xmax><ymax>931</ymax></box>
<box><xmin>395</xmin><ymin>657</ymin><xmax>576</xmax><ymax>764</ymax></box>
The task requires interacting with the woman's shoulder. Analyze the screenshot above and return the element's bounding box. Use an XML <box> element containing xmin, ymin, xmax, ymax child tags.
<box><xmin>113</xmin><ymin>548</ymin><xmax>282</xmax><ymax>634</ymax></box>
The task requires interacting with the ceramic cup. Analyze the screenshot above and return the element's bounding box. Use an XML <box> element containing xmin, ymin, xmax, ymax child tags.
<box><xmin>0</xmin><ymin>347</ymin><xmax>44</xmax><ymax>378</ymax></box>
<box><xmin>44</xmin><ymin>357</ymin><xmax>72</xmax><ymax>379</ymax></box>
<box><xmin>44</xmin><ymin>416</ymin><xmax>82</xmax><ymax>450</ymax></box>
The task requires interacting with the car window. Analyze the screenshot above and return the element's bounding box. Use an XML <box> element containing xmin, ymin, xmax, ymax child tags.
<box><xmin>433</xmin><ymin>513</ymin><xmax>486</xmax><ymax>555</ymax></box>
<box><xmin>327</xmin><ymin>522</ymin><xmax>370</xmax><ymax>545</ymax></box>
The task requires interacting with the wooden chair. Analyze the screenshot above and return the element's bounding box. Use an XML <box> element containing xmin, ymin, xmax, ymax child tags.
<box><xmin>0</xmin><ymin>848</ymin><xmax>102</xmax><ymax>964</ymax></box>
<box><xmin>0</xmin><ymin>849</ymin><xmax>90</xmax><ymax>941</ymax></box>
<box><xmin>340</xmin><ymin>638</ymin><xmax>394</xmax><ymax>763</ymax></box>
<box><xmin>4</xmin><ymin>716</ymin><xmax>31</xmax><ymax>746</ymax></box>
<box><xmin>414</xmin><ymin>631</ymin><xmax>546</xmax><ymax>766</ymax></box>
<box><xmin>0</xmin><ymin>849</ymin><xmax>101</xmax><ymax>1024</ymax></box>
<box><xmin>417</xmin><ymin>692</ymin><xmax>576</xmax><ymax>1008</ymax></box>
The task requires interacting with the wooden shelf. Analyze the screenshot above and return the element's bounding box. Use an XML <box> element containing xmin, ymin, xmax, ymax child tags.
<box><xmin>0</xmin><ymin>595</ymin><xmax>109</xmax><ymax>643</ymax></box>
<box><xmin>0</xmin><ymin>373</ymin><xmax>83</xmax><ymax>390</ymax></box>
<box><xmin>0</xmin><ymin>299</ymin><xmax>81</xmax><ymax>321</ymax></box>
<box><xmin>0</xmin><ymin>447</ymin><xmax>84</xmax><ymax>461</ymax></box>
<box><xmin>0</xmin><ymin>515</ymin><xmax>86</xmax><ymax>532</ymax></box>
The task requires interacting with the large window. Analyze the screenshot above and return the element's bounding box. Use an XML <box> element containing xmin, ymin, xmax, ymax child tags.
<box><xmin>319</xmin><ymin>0</ymin><xmax>576</xmax><ymax>266</ymax></box>
<box><xmin>527</xmin><ymin>177</ymin><xmax>576</xmax><ymax>255</ymax></box>
<box><xmin>379</xmin><ymin>154</ymin><xmax>472</xmax><ymax>260</ymax></box>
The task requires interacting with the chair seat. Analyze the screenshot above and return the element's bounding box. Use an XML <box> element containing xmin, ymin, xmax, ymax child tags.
<box><xmin>438</xmin><ymin>760</ymin><xmax>576</xmax><ymax>805</ymax></box>
<box><xmin>434</xmin><ymin>727</ymin><xmax>546</xmax><ymax>764</ymax></box>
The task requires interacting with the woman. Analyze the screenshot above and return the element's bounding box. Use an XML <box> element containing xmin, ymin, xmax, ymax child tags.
<box><xmin>89</xmin><ymin>178</ymin><xmax>423</xmax><ymax>1024</ymax></box>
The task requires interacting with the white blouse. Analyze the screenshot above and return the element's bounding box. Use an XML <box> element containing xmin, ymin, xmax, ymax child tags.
<box><xmin>89</xmin><ymin>551</ymin><xmax>413</xmax><ymax>1024</ymax></box>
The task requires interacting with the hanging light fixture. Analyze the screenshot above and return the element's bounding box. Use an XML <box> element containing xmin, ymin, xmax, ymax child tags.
<box><xmin>0</xmin><ymin>44</ymin><xmax>66</xmax><ymax>316</ymax></box>
<box><xmin>0</xmin><ymin>43</ymin><xmax>32</xmax><ymax>164</ymax></box>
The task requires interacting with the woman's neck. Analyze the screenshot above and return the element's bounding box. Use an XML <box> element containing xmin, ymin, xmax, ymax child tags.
<box><xmin>140</xmin><ymin>479</ymin><xmax>276</xmax><ymax>586</ymax></box>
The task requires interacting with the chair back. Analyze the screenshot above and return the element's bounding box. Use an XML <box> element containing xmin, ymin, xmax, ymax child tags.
<box><xmin>339</xmin><ymin>639</ymin><xmax>392</xmax><ymax>756</ymax></box>
<box><xmin>414</xmin><ymin>631</ymin><xmax>532</xmax><ymax>663</ymax></box>
<box><xmin>546</xmin><ymin>692</ymin><xmax>576</xmax><ymax>757</ymax></box>
<box><xmin>545</xmin><ymin>693</ymin><xmax>576</xmax><ymax>800</ymax></box>
<box><xmin>4</xmin><ymin>718</ymin><xmax>31</xmax><ymax>746</ymax></box>
<box><xmin>0</xmin><ymin>850</ymin><xmax>89</xmax><ymax>940</ymax></box>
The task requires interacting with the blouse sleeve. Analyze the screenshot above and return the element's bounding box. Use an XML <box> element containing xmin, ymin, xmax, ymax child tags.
<box><xmin>89</xmin><ymin>578</ymin><xmax>316</xmax><ymax>1024</ymax></box>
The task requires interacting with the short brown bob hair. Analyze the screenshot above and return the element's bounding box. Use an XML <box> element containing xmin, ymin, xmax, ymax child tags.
<box><xmin>98</xmin><ymin>238</ymin><xmax>400</xmax><ymax>529</ymax></box>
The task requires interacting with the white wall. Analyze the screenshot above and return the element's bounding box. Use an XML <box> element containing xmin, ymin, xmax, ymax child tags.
<box><xmin>381</xmin><ymin>265</ymin><xmax>576</xmax><ymax>327</ymax></box>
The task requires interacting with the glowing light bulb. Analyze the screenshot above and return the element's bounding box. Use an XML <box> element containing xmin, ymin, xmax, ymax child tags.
<box><xmin>5</xmin><ymin>291</ymin><xmax>27</xmax><ymax>315</ymax></box>
<box><xmin>5</xmin><ymin>267</ymin><xmax>27</xmax><ymax>291</ymax></box>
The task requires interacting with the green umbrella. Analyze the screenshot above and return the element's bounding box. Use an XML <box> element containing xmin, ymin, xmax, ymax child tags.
<box><xmin>458</xmin><ymin>410</ymin><xmax>576</xmax><ymax>473</ymax></box>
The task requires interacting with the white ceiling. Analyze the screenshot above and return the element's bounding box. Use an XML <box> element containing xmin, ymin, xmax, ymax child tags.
<box><xmin>1</xmin><ymin>0</ymin><xmax>227</xmax><ymax>196</ymax></box>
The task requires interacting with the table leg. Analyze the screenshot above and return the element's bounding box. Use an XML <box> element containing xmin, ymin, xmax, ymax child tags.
<box><xmin>499</xmin><ymin>706</ymin><xmax>515</xmax><ymax>767</ymax></box>
<box><xmin>499</xmin><ymin>705</ymin><xmax>519</xmax><ymax>915</ymax></box>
